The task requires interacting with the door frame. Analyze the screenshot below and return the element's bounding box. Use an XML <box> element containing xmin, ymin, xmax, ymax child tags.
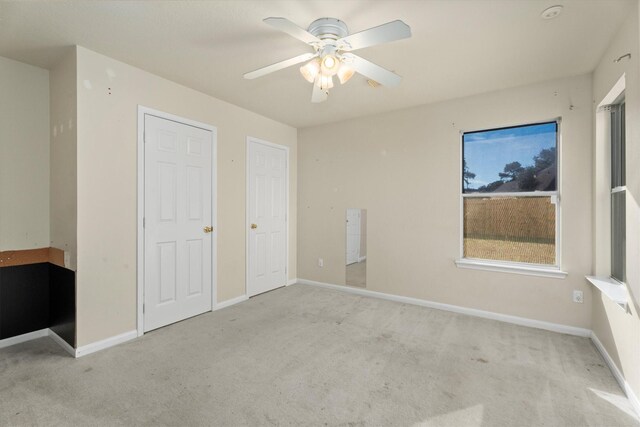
<box><xmin>136</xmin><ymin>106</ymin><xmax>218</xmax><ymax>337</ymax></box>
<box><xmin>245</xmin><ymin>137</ymin><xmax>289</xmax><ymax>297</ymax></box>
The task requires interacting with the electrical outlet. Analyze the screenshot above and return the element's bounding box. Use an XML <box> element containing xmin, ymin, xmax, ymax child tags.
<box><xmin>318</xmin><ymin>258</ymin><xmax>324</xmax><ymax>268</ymax></box>
<box><xmin>573</xmin><ymin>290</ymin><xmax>584</xmax><ymax>304</ymax></box>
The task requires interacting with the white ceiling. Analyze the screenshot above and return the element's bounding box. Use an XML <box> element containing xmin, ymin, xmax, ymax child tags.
<box><xmin>0</xmin><ymin>0</ymin><xmax>632</xmax><ymax>128</ymax></box>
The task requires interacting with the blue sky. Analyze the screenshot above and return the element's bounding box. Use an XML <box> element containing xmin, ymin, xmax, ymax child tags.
<box><xmin>463</xmin><ymin>122</ymin><xmax>556</xmax><ymax>189</ymax></box>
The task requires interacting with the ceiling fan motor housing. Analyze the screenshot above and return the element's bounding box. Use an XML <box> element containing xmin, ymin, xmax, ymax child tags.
<box><xmin>308</xmin><ymin>18</ymin><xmax>349</xmax><ymax>42</ymax></box>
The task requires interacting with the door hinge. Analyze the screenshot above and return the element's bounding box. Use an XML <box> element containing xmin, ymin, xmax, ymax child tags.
<box><xmin>143</xmin><ymin>217</ymin><xmax>145</xmax><ymax>228</ymax></box>
<box><xmin>143</xmin><ymin>303</ymin><xmax>145</xmax><ymax>314</ymax></box>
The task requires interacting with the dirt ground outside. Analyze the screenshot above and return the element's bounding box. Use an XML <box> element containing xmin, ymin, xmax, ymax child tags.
<box><xmin>464</xmin><ymin>237</ymin><xmax>555</xmax><ymax>265</ymax></box>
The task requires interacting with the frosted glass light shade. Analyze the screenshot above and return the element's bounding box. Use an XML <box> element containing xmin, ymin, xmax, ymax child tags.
<box><xmin>299</xmin><ymin>59</ymin><xmax>320</xmax><ymax>83</ymax></box>
<box><xmin>337</xmin><ymin>64</ymin><xmax>355</xmax><ymax>84</ymax></box>
<box><xmin>316</xmin><ymin>74</ymin><xmax>334</xmax><ymax>90</ymax></box>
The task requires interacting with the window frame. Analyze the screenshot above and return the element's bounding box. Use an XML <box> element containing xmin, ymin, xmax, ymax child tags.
<box><xmin>456</xmin><ymin>118</ymin><xmax>566</xmax><ymax>278</ymax></box>
<box><xmin>610</xmin><ymin>101</ymin><xmax>626</xmax><ymax>284</ymax></box>
<box><xmin>585</xmin><ymin>74</ymin><xmax>627</xmax><ymax>307</ymax></box>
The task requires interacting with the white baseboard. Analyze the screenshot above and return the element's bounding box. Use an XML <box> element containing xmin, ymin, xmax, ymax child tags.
<box><xmin>47</xmin><ymin>329</ymin><xmax>76</xmax><ymax>357</ymax></box>
<box><xmin>0</xmin><ymin>329</ymin><xmax>49</xmax><ymax>349</ymax></box>
<box><xmin>213</xmin><ymin>294</ymin><xmax>248</xmax><ymax>311</ymax></box>
<box><xmin>358</xmin><ymin>256</ymin><xmax>367</xmax><ymax>263</ymax></box>
<box><xmin>296</xmin><ymin>279</ymin><xmax>591</xmax><ymax>337</ymax></box>
<box><xmin>75</xmin><ymin>330</ymin><xmax>137</xmax><ymax>358</ymax></box>
<box><xmin>287</xmin><ymin>278</ymin><xmax>297</xmax><ymax>286</ymax></box>
<box><xmin>591</xmin><ymin>332</ymin><xmax>640</xmax><ymax>418</ymax></box>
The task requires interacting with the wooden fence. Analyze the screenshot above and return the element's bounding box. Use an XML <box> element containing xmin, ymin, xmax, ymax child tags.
<box><xmin>463</xmin><ymin>196</ymin><xmax>555</xmax><ymax>243</ymax></box>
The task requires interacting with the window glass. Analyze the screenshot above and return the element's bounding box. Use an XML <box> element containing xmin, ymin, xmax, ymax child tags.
<box><xmin>463</xmin><ymin>196</ymin><xmax>556</xmax><ymax>265</ymax></box>
<box><xmin>611</xmin><ymin>191</ymin><xmax>625</xmax><ymax>281</ymax></box>
<box><xmin>462</xmin><ymin>121</ymin><xmax>559</xmax><ymax>267</ymax></box>
<box><xmin>611</xmin><ymin>103</ymin><xmax>625</xmax><ymax>189</ymax></box>
<box><xmin>463</xmin><ymin>122</ymin><xmax>557</xmax><ymax>193</ymax></box>
<box><xmin>610</xmin><ymin>101</ymin><xmax>625</xmax><ymax>282</ymax></box>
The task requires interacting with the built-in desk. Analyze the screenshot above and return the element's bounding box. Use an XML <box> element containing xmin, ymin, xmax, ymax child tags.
<box><xmin>0</xmin><ymin>248</ymin><xmax>75</xmax><ymax>348</ymax></box>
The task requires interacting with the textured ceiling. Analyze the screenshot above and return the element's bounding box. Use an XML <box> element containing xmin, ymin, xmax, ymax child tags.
<box><xmin>0</xmin><ymin>0</ymin><xmax>633</xmax><ymax>128</ymax></box>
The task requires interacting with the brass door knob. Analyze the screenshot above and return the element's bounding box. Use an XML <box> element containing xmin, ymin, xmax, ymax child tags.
<box><xmin>251</xmin><ymin>223</ymin><xmax>258</xmax><ymax>229</ymax></box>
<box><xmin>204</xmin><ymin>226</ymin><xmax>213</xmax><ymax>233</ymax></box>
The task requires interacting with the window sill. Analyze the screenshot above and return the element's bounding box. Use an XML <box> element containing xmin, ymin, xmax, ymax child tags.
<box><xmin>585</xmin><ymin>276</ymin><xmax>627</xmax><ymax>309</ymax></box>
<box><xmin>455</xmin><ymin>259</ymin><xmax>567</xmax><ymax>279</ymax></box>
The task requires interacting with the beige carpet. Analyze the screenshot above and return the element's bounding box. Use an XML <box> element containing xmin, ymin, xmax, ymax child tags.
<box><xmin>1</xmin><ymin>284</ymin><xmax>638</xmax><ymax>426</ymax></box>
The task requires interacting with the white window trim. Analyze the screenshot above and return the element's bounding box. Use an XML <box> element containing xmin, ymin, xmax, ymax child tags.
<box><xmin>607</xmin><ymin>92</ymin><xmax>626</xmax><ymax>284</ymax></box>
<box><xmin>456</xmin><ymin>118</ymin><xmax>563</xmax><ymax>277</ymax></box>
<box><xmin>456</xmin><ymin>258</ymin><xmax>567</xmax><ymax>279</ymax></box>
<box><xmin>587</xmin><ymin>74</ymin><xmax>629</xmax><ymax>308</ymax></box>
<box><xmin>585</xmin><ymin>276</ymin><xmax>627</xmax><ymax>309</ymax></box>
<box><xmin>611</xmin><ymin>186</ymin><xmax>626</xmax><ymax>194</ymax></box>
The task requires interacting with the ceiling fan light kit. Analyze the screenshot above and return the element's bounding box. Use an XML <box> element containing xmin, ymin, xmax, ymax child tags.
<box><xmin>337</xmin><ymin>65</ymin><xmax>355</xmax><ymax>85</ymax></box>
<box><xmin>243</xmin><ymin>16</ymin><xmax>411</xmax><ymax>103</ymax></box>
<box><xmin>317</xmin><ymin>74</ymin><xmax>334</xmax><ymax>90</ymax></box>
<box><xmin>300</xmin><ymin>58</ymin><xmax>320</xmax><ymax>83</ymax></box>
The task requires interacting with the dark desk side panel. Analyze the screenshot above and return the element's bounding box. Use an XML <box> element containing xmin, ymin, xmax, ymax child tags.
<box><xmin>0</xmin><ymin>268</ymin><xmax>2</xmax><ymax>336</ymax></box>
<box><xmin>49</xmin><ymin>264</ymin><xmax>76</xmax><ymax>347</ymax></box>
<box><xmin>0</xmin><ymin>263</ymin><xmax>49</xmax><ymax>339</ymax></box>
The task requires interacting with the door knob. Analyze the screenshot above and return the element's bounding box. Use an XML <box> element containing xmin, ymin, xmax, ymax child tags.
<box><xmin>204</xmin><ymin>226</ymin><xmax>213</xmax><ymax>233</ymax></box>
<box><xmin>251</xmin><ymin>223</ymin><xmax>257</xmax><ymax>229</ymax></box>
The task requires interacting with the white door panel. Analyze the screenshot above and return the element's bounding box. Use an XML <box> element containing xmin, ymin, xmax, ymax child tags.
<box><xmin>248</xmin><ymin>140</ymin><xmax>287</xmax><ymax>297</ymax></box>
<box><xmin>144</xmin><ymin>114</ymin><xmax>213</xmax><ymax>332</ymax></box>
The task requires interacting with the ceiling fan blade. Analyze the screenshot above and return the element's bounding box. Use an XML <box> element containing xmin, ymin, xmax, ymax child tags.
<box><xmin>337</xmin><ymin>20</ymin><xmax>411</xmax><ymax>51</ymax></box>
<box><xmin>244</xmin><ymin>52</ymin><xmax>316</xmax><ymax>79</ymax></box>
<box><xmin>349</xmin><ymin>54</ymin><xmax>402</xmax><ymax>86</ymax></box>
<box><xmin>311</xmin><ymin>78</ymin><xmax>328</xmax><ymax>103</ymax></box>
<box><xmin>264</xmin><ymin>17</ymin><xmax>322</xmax><ymax>46</ymax></box>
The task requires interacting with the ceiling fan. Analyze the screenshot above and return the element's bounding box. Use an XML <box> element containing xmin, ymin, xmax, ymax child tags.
<box><xmin>243</xmin><ymin>17</ymin><xmax>411</xmax><ymax>103</ymax></box>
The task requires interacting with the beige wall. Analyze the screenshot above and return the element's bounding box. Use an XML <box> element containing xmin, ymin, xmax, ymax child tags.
<box><xmin>50</xmin><ymin>47</ymin><xmax>77</xmax><ymax>268</ymax></box>
<box><xmin>298</xmin><ymin>74</ymin><xmax>593</xmax><ymax>329</ymax></box>
<box><xmin>75</xmin><ymin>46</ymin><xmax>297</xmax><ymax>346</ymax></box>
<box><xmin>0</xmin><ymin>56</ymin><xmax>50</xmax><ymax>251</ymax></box>
<box><xmin>591</xmin><ymin>2</ymin><xmax>640</xmax><ymax>405</ymax></box>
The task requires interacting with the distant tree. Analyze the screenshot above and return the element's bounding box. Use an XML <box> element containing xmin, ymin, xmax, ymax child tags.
<box><xmin>463</xmin><ymin>159</ymin><xmax>476</xmax><ymax>190</ymax></box>
<box><xmin>517</xmin><ymin>166</ymin><xmax>538</xmax><ymax>191</ymax></box>
<box><xmin>534</xmin><ymin>147</ymin><xmax>556</xmax><ymax>171</ymax></box>
<box><xmin>486</xmin><ymin>146</ymin><xmax>556</xmax><ymax>193</ymax></box>
<box><xmin>499</xmin><ymin>161</ymin><xmax>524</xmax><ymax>182</ymax></box>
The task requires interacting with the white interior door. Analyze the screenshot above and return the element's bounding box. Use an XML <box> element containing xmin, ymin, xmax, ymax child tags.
<box><xmin>346</xmin><ymin>209</ymin><xmax>361</xmax><ymax>265</ymax></box>
<box><xmin>144</xmin><ymin>114</ymin><xmax>213</xmax><ymax>332</ymax></box>
<box><xmin>247</xmin><ymin>139</ymin><xmax>287</xmax><ymax>297</ymax></box>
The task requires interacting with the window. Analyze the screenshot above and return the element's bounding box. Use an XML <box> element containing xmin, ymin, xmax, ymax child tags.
<box><xmin>461</xmin><ymin>121</ymin><xmax>559</xmax><ymax>267</ymax></box>
<box><xmin>610</xmin><ymin>102</ymin><xmax>625</xmax><ymax>282</ymax></box>
<box><xmin>585</xmin><ymin>77</ymin><xmax>626</xmax><ymax>304</ymax></box>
